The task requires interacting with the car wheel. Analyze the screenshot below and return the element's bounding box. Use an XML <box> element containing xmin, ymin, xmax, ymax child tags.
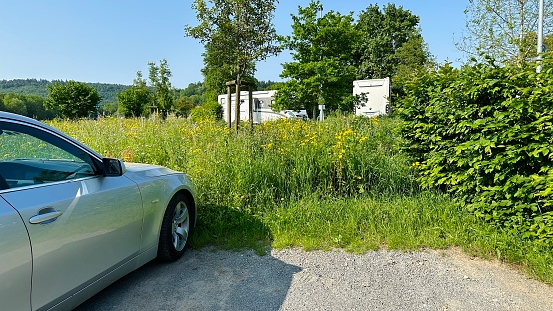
<box><xmin>157</xmin><ymin>193</ymin><xmax>193</xmax><ymax>262</ymax></box>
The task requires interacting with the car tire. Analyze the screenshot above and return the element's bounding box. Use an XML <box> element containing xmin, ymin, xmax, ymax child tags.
<box><xmin>157</xmin><ymin>193</ymin><xmax>193</xmax><ymax>262</ymax></box>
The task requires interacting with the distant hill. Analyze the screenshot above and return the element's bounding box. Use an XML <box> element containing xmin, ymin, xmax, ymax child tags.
<box><xmin>0</xmin><ymin>79</ymin><xmax>131</xmax><ymax>105</ymax></box>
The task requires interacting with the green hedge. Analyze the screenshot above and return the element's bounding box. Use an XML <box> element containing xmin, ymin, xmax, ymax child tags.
<box><xmin>397</xmin><ymin>58</ymin><xmax>553</xmax><ymax>245</ymax></box>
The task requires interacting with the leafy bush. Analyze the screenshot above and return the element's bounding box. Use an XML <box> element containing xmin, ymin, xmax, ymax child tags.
<box><xmin>46</xmin><ymin>81</ymin><xmax>101</xmax><ymax>119</ymax></box>
<box><xmin>189</xmin><ymin>101</ymin><xmax>223</xmax><ymax>122</ymax></box>
<box><xmin>397</xmin><ymin>58</ymin><xmax>553</xmax><ymax>245</ymax></box>
<box><xmin>116</xmin><ymin>85</ymin><xmax>151</xmax><ymax>117</ymax></box>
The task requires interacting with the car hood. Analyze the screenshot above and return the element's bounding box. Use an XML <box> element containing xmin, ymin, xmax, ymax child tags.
<box><xmin>123</xmin><ymin>162</ymin><xmax>181</xmax><ymax>178</ymax></box>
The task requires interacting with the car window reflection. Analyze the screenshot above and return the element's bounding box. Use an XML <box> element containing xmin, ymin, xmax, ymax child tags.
<box><xmin>0</xmin><ymin>128</ymin><xmax>96</xmax><ymax>189</ymax></box>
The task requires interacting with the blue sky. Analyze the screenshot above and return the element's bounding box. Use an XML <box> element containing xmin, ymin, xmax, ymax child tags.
<box><xmin>0</xmin><ymin>1</ymin><xmax>468</xmax><ymax>89</ymax></box>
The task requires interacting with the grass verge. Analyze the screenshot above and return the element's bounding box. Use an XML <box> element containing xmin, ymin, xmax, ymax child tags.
<box><xmin>191</xmin><ymin>192</ymin><xmax>553</xmax><ymax>284</ymax></box>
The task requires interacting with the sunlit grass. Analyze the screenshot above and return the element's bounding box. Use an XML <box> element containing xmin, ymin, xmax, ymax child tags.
<box><xmin>50</xmin><ymin>115</ymin><xmax>416</xmax><ymax>207</ymax></box>
<box><xmin>48</xmin><ymin>115</ymin><xmax>553</xmax><ymax>284</ymax></box>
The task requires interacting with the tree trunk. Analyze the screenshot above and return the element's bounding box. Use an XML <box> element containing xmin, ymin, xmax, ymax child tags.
<box><xmin>226</xmin><ymin>85</ymin><xmax>231</xmax><ymax>129</ymax></box>
<box><xmin>248</xmin><ymin>85</ymin><xmax>253</xmax><ymax>132</ymax></box>
<box><xmin>235</xmin><ymin>76</ymin><xmax>241</xmax><ymax>133</ymax></box>
<box><xmin>518</xmin><ymin>0</ymin><xmax>525</xmax><ymax>61</ymax></box>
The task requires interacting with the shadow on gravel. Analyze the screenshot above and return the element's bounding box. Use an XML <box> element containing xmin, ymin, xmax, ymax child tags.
<box><xmin>76</xmin><ymin>248</ymin><xmax>301</xmax><ymax>311</ymax></box>
<box><xmin>76</xmin><ymin>205</ymin><xmax>302</xmax><ymax>310</ymax></box>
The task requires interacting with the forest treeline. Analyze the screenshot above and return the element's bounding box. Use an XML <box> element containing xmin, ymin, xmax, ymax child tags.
<box><xmin>0</xmin><ymin>78</ymin><xmax>277</xmax><ymax>119</ymax></box>
<box><xmin>0</xmin><ymin>79</ymin><xmax>130</xmax><ymax>104</ymax></box>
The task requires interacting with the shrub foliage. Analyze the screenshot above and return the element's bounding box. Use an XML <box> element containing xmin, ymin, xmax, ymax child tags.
<box><xmin>397</xmin><ymin>58</ymin><xmax>553</xmax><ymax>245</ymax></box>
<box><xmin>189</xmin><ymin>101</ymin><xmax>223</xmax><ymax>122</ymax></box>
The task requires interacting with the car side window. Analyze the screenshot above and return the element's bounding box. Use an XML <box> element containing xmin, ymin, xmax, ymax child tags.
<box><xmin>0</xmin><ymin>124</ymin><xmax>97</xmax><ymax>189</ymax></box>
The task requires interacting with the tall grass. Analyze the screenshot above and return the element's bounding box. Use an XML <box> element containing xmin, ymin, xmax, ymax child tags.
<box><xmin>50</xmin><ymin>115</ymin><xmax>416</xmax><ymax>209</ymax></box>
<box><xmin>48</xmin><ymin>116</ymin><xmax>553</xmax><ymax>284</ymax></box>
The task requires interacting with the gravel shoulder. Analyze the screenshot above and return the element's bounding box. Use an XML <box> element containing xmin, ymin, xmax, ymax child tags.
<box><xmin>76</xmin><ymin>248</ymin><xmax>553</xmax><ymax>311</ymax></box>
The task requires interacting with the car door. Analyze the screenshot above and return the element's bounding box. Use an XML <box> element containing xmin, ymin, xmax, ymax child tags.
<box><xmin>0</xmin><ymin>121</ymin><xmax>143</xmax><ymax>310</ymax></box>
<box><xmin>0</xmin><ymin>196</ymin><xmax>32</xmax><ymax>311</ymax></box>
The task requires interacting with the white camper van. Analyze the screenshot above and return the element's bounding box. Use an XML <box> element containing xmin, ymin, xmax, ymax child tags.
<box><xmin>353</xmin><ymin>78</ymin><xmax>391</xmax><ymax>117</ymax></box>
<box><xmin>218</xmin><ymin>90</ymin><xmax>307</xmax><ymax>123</ymax></box>
<box><xmin>218</xmin><ymin>90</ymin><xmax>285</xmax><ymax>123</ymax></box>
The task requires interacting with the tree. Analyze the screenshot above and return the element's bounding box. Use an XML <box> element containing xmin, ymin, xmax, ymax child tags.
<box><xmin>354</xmin><ymin>3</ymin><xmax>430</xmax><ymax>80</ymax></box>
<box><xmin>172</xmin><ymin>97</ymin><xmax>194</xmax><ymax>118</ymax></box>
<box><xmin>201</xmin><ymin>40</ymin><xmax>237</xmax><ymax>102</ymax></box>
<box><xmin>275</xmin><ymin>0</ymin><xmax>358</xmax><ymax>117</ymax></box>
<box><xmin>45</xmin><ymin>81</ymin><xmax>101</xmax><ymax>119</ymax></box>
<box><xmin>459</xmin><ymin>0</ymin><xmax>553</xmax><ymax>63</ymax></box>
<box><xmin>3</xmin><ymin>94</ymin><xmax>27</xmax><ymax>116</ymax></box>
<box><xmin>148</xmin><ymin>59</ymin><xmax>173</xmax><ymax>118</ymax></box>
<box><xmin>392</xmin><ymin>35</ymin><xmax>435</xmax><ymax>99</ymax></box>
<box><xmin>0</xmin><ymin>93</ymin><xmax>53</xmax><ymax>119</ymax></box>
<box><xmin>256</xmin><ymin>80</ymin><xmax>277</xmax><ymax>90</ymax></box>
<box><xmin>185</xmin><ymin>0</ymin><xmax>281</xmax><ymax>130</ymax></box>
<box><xmin>174</xmin><ymin>82</ymin><xmax>206</xmax><ymax>107</ymax></box>
<box><xmin>180</xmin><ymin>81</ymin><xmax>206</xmax><ymax>98</ymax></box>
<box><xmin>22</xmin><ymin>94</ymin><xmax>52</xmax><ymax>120</ymax></box>
<box><xmin>201</xmin><ymin>40</ymin><xmax>256</xmax><ymax>102</ymax></box>
<box><xmin>117</xmin><ymin>71</ymin><xmax>151</xmax><ymax>117</ymax></box>
<box><xmin>98</xmin><ymin>102</ymin><xmax>118</xmax><ymax>116</ymax></box>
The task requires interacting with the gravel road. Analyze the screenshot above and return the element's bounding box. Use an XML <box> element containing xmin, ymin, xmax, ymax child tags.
<box><xmin>76</xmin><ymin>248</ymin><xmax>553</xmax><ymax>311</ymax></box>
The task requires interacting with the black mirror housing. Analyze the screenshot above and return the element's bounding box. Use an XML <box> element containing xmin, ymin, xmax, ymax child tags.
<box><xmin>102</xmin><ymin>158</ymin><xmax>126</xmax><ymax>177</ymax></box>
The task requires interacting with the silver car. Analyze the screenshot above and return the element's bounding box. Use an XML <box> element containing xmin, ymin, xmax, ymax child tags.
<box><xmin>0</xmin><ymin>112</ymin><xmax>196</xmax><ymax>310</ymax></box>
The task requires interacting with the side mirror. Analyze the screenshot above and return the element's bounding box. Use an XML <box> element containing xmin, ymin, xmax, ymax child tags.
<box><xmin>102</xmin><ymin>158</ymin><xmax>126</xmax><ymax>177</ymax></box>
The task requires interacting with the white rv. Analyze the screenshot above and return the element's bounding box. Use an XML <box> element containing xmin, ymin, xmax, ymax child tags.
<box><xmin>353</xmin><ymin>78</ymin><xmax>391</xmax><ymax>117</ymax></box>
<box><xmin>218</xmin><ymin>90</ymin><xmax>307</xmax><ymax>123</ymax></box>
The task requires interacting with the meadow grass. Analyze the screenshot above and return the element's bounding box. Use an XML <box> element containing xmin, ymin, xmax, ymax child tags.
<box><xmin>48</xmin><ymin>115</ymin><xmax>553</xmax><ymax>284</ymax></box>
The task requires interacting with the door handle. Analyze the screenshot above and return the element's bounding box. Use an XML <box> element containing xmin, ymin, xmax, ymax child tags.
<box><xmin>29</xmin><ymin>211</ymin><xmax>63</xmax><ymax>224</ymax></box>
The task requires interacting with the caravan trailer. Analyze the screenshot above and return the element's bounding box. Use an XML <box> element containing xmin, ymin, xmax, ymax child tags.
<box><xmin>218</xmin><ymin>90</ymin><xmax>285</xmax><ymax>123</ymax></box>
<box><xmin>353</xmin><ymin>78</ymin><xmax>391</xmax><ymax>117</ymax></box>
<box><xmin>218</xmin><ymin>90</ymin><xmax>307</xmax><ymax>123</ymax></box>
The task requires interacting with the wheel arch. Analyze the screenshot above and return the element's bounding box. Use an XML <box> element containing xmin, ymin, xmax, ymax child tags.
<box><xmin>156</xmin><ymin>189</ymin><xmax>196</xmax><ymax>262</ymax></box>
